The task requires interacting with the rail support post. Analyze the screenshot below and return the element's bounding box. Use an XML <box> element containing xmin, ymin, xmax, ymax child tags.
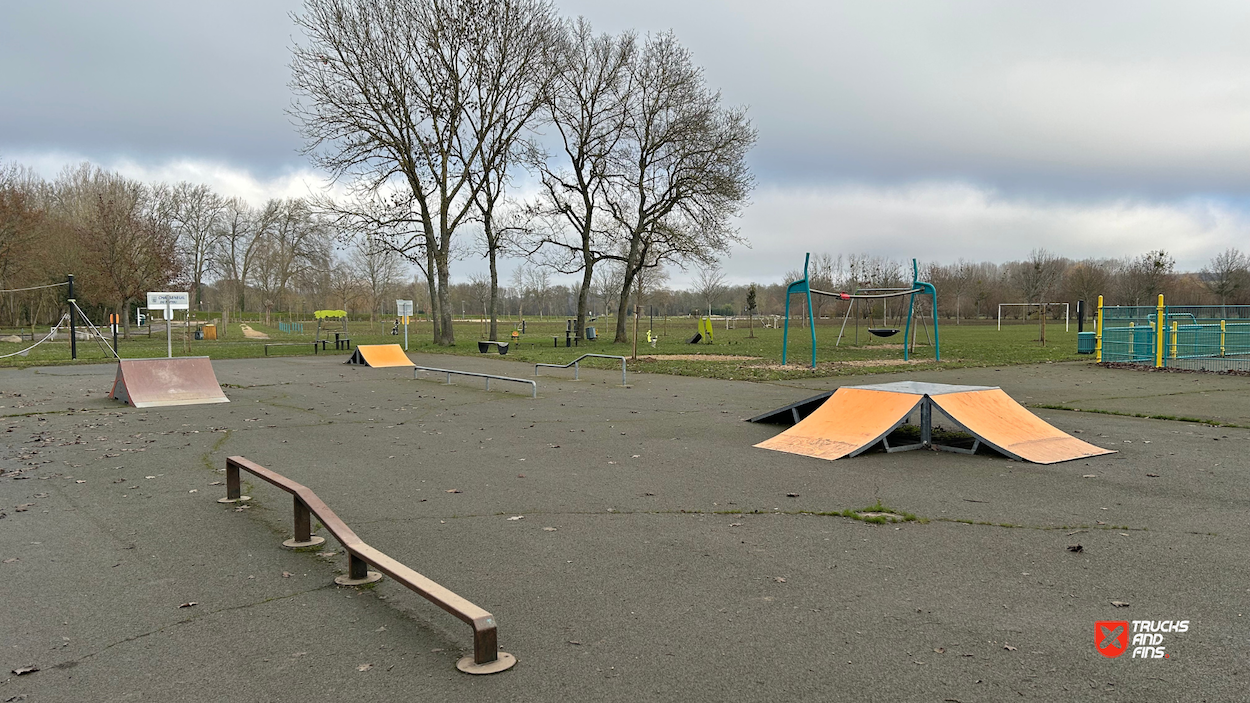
<box><xmin>216</xmin><ymin>461</ymin><xmax>252</xmax><ymax>504</ymax></box>
<box><xmin>335</xmin><ymin>552</ymin><xmax>382</xmax><ymax>586</ymax></box>
<box><xmin>283</xmin><ymin>496</ymin><xmax>325</xmax><ymax>549</ymax></box>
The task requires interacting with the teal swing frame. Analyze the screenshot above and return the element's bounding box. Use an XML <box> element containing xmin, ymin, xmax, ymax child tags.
<box><xmin>781</xmin><ymin>253</ymin><xmax>940</xmax><ymax>368</ymax></box>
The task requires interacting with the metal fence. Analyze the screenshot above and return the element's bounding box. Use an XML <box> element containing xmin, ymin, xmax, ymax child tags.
<box><xmin>1098</xmin><ymin>300</ymin><xmax>1250</xmax><ymax>371</ymax></box>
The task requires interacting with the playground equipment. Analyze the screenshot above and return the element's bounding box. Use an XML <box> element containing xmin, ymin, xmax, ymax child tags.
<box><xmin>781</xmin><ymin>254</ymin><xmax>939</xmax><ymax>367</ymax></box>
<box><xmin>754</xmin><ymin>381</ymin><xmax>1112</xmax><ymax>464</ymax></box>
<box><xmin>108</xmin><ymin>357</ymin><xmax>230</xmax><ymax>408</ymax></box>
<box><xmin>219</xmin><ymin>456</ymin><xmax>515</xmax><ymax>674</ymax></box>
<box><xmin>1096</xmin><ymin>295</ymin><xmax>1250</xmax><ymax>372</ymax></box>
<box><xmin>345</xmin><ymin>344</ymin><xmax>415</xmax><ymax>368</ymax></box>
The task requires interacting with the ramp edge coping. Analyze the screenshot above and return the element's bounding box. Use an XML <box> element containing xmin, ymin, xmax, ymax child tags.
<box><xmin>222</xmin><ymin>456</ymin><xmax>514</xmax><ymax>674</ymax></box>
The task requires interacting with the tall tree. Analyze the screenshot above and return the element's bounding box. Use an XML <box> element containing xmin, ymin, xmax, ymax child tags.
<box><xmin>291</xmin><ymin>0</ymin><xmax>559</xmax><ymax>345</ymax></box>
<box><xmin>607</xmin><ymin>33</ymin><xmax>756</xmax><ymax>342</ymax></box>
<box><xmin>529</xmin><ymin>20</ymin><xmax>635</xmax><ymax>344</ymax></box>
<box><xmin>169</xmin><ymin>182</ymin><xmax>227</xmax><ymax>310</ymax></box>
<box><xmin>1202</xmin><ymin>248</ymin><xmax>1249</xmax><ymax>306</ymax></box>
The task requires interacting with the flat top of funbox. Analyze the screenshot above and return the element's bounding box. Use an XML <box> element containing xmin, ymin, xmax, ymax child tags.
<box><xmin>845</xmin><ymin>381</ymin><xmax>998</xmax><ymax>396</ymax></box>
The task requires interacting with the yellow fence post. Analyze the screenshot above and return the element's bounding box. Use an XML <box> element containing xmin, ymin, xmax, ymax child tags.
<box><xmin>1154</xmin><ymin>294</ymin><xmax>1165</xmax><ymax>368</ymax></box>
<box><xmin>1095</xmin><ymin>295</ymin><xmax>1103</xmax><ymax>362</ymax></box>
<box><xmin>1170</xmin><ymin>320</ymin><xmax>1178</xmax><ymax>360</ymax></box>
<box><xmin>1221</xmin><ymin>320</ymin><xmax>1226</xmax><ymax>357</ymax></box>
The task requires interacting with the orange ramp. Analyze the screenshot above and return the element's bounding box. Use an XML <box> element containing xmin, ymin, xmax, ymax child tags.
<box><xmin>109</xmin><ymin>357</ymin><xmax>230</xmax><ymax>408</ymax></box>
<box><xmin>754</xmin><ymin>381</ymin><xmax>1115</xmax><ymax>464</ymax></box>
<box><xmin>345</xmin><ymin>344</ymin><xmax>415</xmax><ymax>368</ymax></box>
<box><xmin>754</xmin><ymin>388</ymin><xmax>922</xmax><ymax>460</ymax></box>
<box><xmin>930</xmin><ymin>388</ymin><xmax>1114</xmax><ymax>464</ymax></box>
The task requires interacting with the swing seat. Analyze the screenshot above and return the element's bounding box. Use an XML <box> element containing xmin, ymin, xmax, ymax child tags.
<box><xmin>868</xmin><ymin>328</ymin><xmax>900</xmax><ymax>338</ymax></box>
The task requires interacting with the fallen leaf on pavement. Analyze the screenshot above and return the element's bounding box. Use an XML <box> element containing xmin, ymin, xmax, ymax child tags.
<box><xmin>507</xmin><ymin>515</ymin><xmax>524</xmax><ymax>521</ymax></box>
<box><xmin>1003</xmin><ymin>645</ymin><xmax>1017</xmax><ymax>651</ymax></box>
<box><xmin>445</xmin><ymin>489</ymin><xmax>461</xmax><ymax>493</ymax></box>
<box><xmin>11</xmin><ymin>665</ymin><xmax>38</xmax><ymax>675</ymax></box>
<box><xmin>1111</xmin><ymin>601</ymin><xmax>1130</xmax><ymax>608</ymax></box>
<box><xmin>1066</xmin><ymin>544</ymin><xmax>1083</xmax><ymax>553</ymax></box>
<box><xmin>178</xmin><ymin>602</ymin><xmax>197</xmax><ymax>608</ymax></box>
<box><xmin>356</xmin><ymin>663</ymin><xmax>373</xmax><ymax>672</ymax></box>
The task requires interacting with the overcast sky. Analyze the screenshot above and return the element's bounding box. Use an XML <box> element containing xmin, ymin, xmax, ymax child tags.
<box><xmin>3</xmin><ymin>0</ymin><xmax>1248</xmax><ymax>286</ymax></box>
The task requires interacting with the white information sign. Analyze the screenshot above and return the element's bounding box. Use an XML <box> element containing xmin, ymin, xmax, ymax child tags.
<box><xmin>147</xmin><ymin>292</ymin><xmax>190</xmax><ymax>310</ymax></box>
<box><xmin>147</xmin><ymin>291</ymin><xmax>189</xmax><ymax>357</ymax></box>
<box><xmin>396</xmin><ymin>299</ymin><xmax>414</xmax><ymax>316</ymax></box>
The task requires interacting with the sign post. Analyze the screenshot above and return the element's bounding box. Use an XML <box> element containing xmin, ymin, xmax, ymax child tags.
<box><xmin>396</xmin><ymin>299</ymin><xmax>414</xmax><ymax>351</ymax></box>
<box><xmin>147</xmin><ymin>292</ymin><xmax>190</xmax><ymax>358</ymax></box>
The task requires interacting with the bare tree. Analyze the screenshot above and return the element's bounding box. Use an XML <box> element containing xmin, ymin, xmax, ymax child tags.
<box><xmin>253</xmin><ymin>199</ymin><xmax>325</xmax><ymax>325</ymax></box>
<box><xmin>607</xmin><ymin>32</ymin><xmax>756</xmax><ymax>343</ymax></box>
<box><xmin>1062</xmin><ymin>259</ymin><xmax>1114</xmax><ymax>312</ymax></box>
<box><xmin>693</xmin><ymin>262</ymin><xmax>726</xmax><ymax>316</ymax></box>
<box><xmin>1202</xmin><ymin>248</ymin><xmax>1249</xmax><ymax>306</ymax></box>
<box><xmin>215</xmin><ymin>198</ymin><xmax>270</xmax><ymax>334</ymax></box>
<box><xmin>1117</xmin><ymin>250</ymin><xmax>1175</xmax><ymax>305</ymax></box>
<box><xmin>528</xmin><ymin>19</ymin><xmax>635</xmax><ymax>343</ymax></box>
<box><xmin>74</xmin><ymin>174</ymin><xmax>180</xmax><ymax>339</ymax></box>
<box><xmin>291</xmin><ymin>0</ymin><xmax>559</xmax><ymax>346</ymax></box>
<box><xmin>169</xmin><ymin>182</ymin><xmax>227</xmax><ymax>310</ymax></box>
<box><xmin>349</xmin><ymin>234</ymin><xmax>402</xmax><ymax>326</ymax></box>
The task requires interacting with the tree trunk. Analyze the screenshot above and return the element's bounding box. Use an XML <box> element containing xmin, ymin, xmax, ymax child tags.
<box><xmin>614</xmin><ymin>266</ymin><xmax>639</xmax><ymax>343</ymax></box>
<box><xmin>488</xmin><ymin>246</ymin><xmax>499</xmax><ymax>342</ymax></box>
<box><xmin>425</xmin><ymin>247</ymin><xmax>441</xmax><ymax>343</ymax></box>
<box><xmin>436</xmin><ymin>256</ymin><xmax>454</xmax><ymax>345</ymax></box>
<box><xmin>576</xmin><ymin>262</ymin><xmax>594</xmax><ymax>345</ymax></box>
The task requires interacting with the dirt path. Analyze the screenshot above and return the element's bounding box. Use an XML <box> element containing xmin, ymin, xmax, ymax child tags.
<box><xmin>238</xmin><ymin>324</ymin><xmax>269</xmax><ymax>339</ymax></box>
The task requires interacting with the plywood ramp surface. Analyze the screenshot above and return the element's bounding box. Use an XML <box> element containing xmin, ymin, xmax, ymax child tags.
<box><xmin>754</xmin><ymin>388</ymin><xmax>921</xmax><ymax>461</ymax></box>
<box><xmin>346</xmin><ymin>344</ymin><xmax>415</xmax><ymax>367</ymax></box>
<box><xmin>109</xmin><ymin>357</ymin><xmax>230</xmax><ymax>408</ymax></box>
<box><xmin>932</xmin><ymin>389</ymin><xmax>1115</xmax><ymax>464</ymax></box>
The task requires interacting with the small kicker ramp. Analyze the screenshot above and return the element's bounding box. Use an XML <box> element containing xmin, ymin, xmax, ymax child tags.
<box><xmin>929</xmin><ymin>388</ymin><xmax>1115</xmax><ymax>464</ymax></box>
<box><xmin>109</xmin><ymin>357</ymin><xmax>230</xmax><ymax>408</ymax></box>
<box><xmin>754</xmin><ymin>381</ymin><xmax>1114</xmax><ymax>465</ymax></box>
<box><xmin>754</xmin><ymin>388</ymin><xmax>924</xmax><ymax>460</ymax></box>
<box><xmin>345</xmin><ymin>344</ymin><xmax>415</xmax><ymax>368</ymax></box>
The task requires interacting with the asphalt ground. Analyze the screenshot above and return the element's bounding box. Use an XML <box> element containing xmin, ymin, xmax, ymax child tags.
<box><xmin>1</xmin><ymin>355</ymin><xmax>1248</xmax><ymax>702</ymax></box>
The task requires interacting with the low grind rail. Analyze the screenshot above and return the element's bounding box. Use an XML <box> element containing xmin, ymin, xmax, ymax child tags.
<box><xmin>534</xmin><ymin>353</ymin><xmax>627</xmax><ymax>386</ymax></box>
<box><xmin>219</xmin><ymin>456</ymin><xmax>516</xmax><ymax>674</ymax></box>
<box><xmin>412</xmin><ymin>365</ymin><xmax>537</xmax><ymax>398</ymax></box>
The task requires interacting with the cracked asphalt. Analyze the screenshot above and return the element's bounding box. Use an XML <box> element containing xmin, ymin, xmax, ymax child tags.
<box><xmin>1</xmin><ymin>355</ymin><xmax>1248</xmax><ymax>702</ymax></box>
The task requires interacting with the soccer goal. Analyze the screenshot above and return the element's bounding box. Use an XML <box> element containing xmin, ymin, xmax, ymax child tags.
<box><xmin>998</xmin><ymin>303</ymin><xmax>1069</xmax><ymax>331</ymax></box>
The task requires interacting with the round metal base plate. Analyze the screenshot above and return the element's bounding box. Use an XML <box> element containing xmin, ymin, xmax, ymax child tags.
<box><xmin>281</xmin><ymin>536</ymin><xmax>326</xmax><ymax>549</ymax></box>
<box><xmin>217</xmin><ymin>495</ymin><xmax>252</xmax><ymax>504</ymax></box>
<box><xmin>335</xmin><ymin>571</ymin><xmax>383</xmax><ymax>586</ymax></box>
<box><xmin>456</xmin><ymin>652</ymin><xmax>516</xmax><ymax>675</ymax></box>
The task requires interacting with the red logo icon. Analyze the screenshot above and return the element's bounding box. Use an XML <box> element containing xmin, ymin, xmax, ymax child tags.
<box><xmin>1096</xmin><ymin>620</ymin><xmax>1129</xmax><ymax>658</ymax></box>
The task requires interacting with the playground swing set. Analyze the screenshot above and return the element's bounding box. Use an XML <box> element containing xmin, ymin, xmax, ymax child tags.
<box><xmin>780</xmin><ymin>253</ymin><xmax>940</xmax><ymax>368</ymax></box>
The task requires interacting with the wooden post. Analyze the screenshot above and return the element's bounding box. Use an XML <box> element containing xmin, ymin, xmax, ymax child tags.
<box><xmin>1040</xmin><ymin>302</ymin><xmax>1046</xmax><ymax>347</ymax></box>
<box><xmin>632</xmin><ymin>305</ymin><xmax>639</xmax><ymax>360</ymax></box>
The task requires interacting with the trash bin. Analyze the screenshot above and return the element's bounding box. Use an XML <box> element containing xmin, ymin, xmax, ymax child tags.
<box><xmin>585</xmin><ymin>326</ymin><xmax>596</xmax><ymax>340</ymax></box>
<box><xmin>1077</xmin><ymin>331</ymin><xmax>1095</xmax><ymax>354</ymax></box>
<box><xmin>202</xmin><ymin>324</ymin><xmax>217</xmax><ymax>341</ymax></box>
<box><xmin>194</xmin><ymin>328</ymin><xmax>204</xmax><ymax>340</ymax></box>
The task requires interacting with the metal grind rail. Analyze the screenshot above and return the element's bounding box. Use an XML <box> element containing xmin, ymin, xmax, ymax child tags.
<box><xmin>219</xmin><ymin>456</ymin><xmax>516</xmax><ymax>674</ymax></box>
<box><xmin>534</xmin><ymin>353</ymin><xmax>628</xmax><ymax>386</ymax></box>
<box><xmin>412</xmin><ymin>365</ymin><xmax>537</xmax><ymax>398</ymax></box>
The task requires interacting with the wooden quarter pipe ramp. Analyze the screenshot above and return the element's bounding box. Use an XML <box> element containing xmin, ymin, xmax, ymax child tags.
<box><xmin>109</xmin><ymin>357</ymin><xmax>230</xmax><ymax>408</ymax></box>
<box><xmin>345</xmin><ymin>344</ymin><xmax>415</xmax><ymax>368</ymax></box>
<box><xmin>754</xmin><ymin>381</ymin><xmax>1114</xmax><ymax>464</ymax></box>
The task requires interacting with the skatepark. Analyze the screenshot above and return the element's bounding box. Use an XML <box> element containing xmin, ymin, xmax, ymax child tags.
<box><xmin>2</xmin><ymin>354</ymin><xmax>1247</xmax><ymax>701</ymax></box>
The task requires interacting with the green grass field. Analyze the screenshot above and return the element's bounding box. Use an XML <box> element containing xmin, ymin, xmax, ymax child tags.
<box><xmin>0</xmin><ymin>315</ymin><xmax>1086</xmax><ymax>380</ymax></box>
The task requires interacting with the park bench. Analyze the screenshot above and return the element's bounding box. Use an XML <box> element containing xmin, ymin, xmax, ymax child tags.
<box><xmin>334</xmin><ymin>332</ymin><xmax>352</xmax><ymax>350</ymax></box>
<box><xmin>264</xmin><ymin>341</ymin><xmax>324</xmax><ymax>356</ymax></box>
<box><xmin>477</xmin><ymin>340</ymin><xmax>509</xmax><ymax>355</ymax></box>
